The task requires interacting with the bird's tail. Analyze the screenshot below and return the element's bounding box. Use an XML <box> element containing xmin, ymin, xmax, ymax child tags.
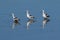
<box><xmin>47</xmin><ymin>15</ymin><xmax>50</xmax><ymax>17</ymax></box>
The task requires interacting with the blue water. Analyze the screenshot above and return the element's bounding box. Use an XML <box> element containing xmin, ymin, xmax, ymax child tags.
<box><xmin>0</xmin><ymin>0</ymin><xmax>60</xmax><ymax>40</ymax></box>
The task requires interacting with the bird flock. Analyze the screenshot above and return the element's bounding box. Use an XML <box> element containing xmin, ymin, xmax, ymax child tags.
<box><xmin>12</xmin><ymin>9</ymin><xmax>50</xmax><ymax>29</ymax></box>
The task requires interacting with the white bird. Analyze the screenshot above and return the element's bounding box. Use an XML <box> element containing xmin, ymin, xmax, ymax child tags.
<box><xmin>12</xmin><ymin>13</ymin><xmax>19</xmax><ymax>23</ymax></box>
<box><xmin>26</xmin><ymin>10</ymin><xmax>34</xmax><ymax>19</ymax></box>
<box><xmin>42</xmin><ymin>10</ymin><xmax>49</xmax><ymax>19</ymax></box>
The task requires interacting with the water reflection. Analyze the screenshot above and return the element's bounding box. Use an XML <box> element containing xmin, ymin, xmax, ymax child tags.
<box><xmin>42</xmin><ymin>18</ymin><xmax>50</xmax><ymax>29</ymax></box>
<box><xmin>27</xmin><ymin>19</ymin><xmax>35</xmax><ymax>30</ymax></box>
<box><xmin>12</xmin><ymin>22</ymin><xmax>20</xmax><ymax>29</ymax></box>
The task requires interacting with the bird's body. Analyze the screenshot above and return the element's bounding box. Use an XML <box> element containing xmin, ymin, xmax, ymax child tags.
<box><xmin>26</xmin><ymin>10</ymin><xmax>34</xmax><ymax>19</ymax></box>
<box><xmin>12</xmin><ymin>13</ymin><xmax>19</xmax><ymax>23</ymax></box>
<box><xmin>42</xmin><ymin>10</ymin><xmax>49</xmax><ymax>19</ymax></box>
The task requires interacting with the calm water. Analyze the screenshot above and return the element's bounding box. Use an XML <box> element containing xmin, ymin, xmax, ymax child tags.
<box><xmin>0</xmin><ymin>0</ymin><xmax>60</xmax><ymax>40</ymax></box>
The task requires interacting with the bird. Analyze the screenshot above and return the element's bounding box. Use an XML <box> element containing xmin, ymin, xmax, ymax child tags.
<box><xmin>42</xmin><ymin>10</ymin><xmax>49</xmax><ymax>19</ymax></box>
<box><xmin>26</xmin><ymin>10</ymin><xmax>34</xmax><ymax>19</ymax></box>
<box><xmin>12</xmin><ymin>13</ymin><xmax>19</xmax><ymax>23</ymax></box>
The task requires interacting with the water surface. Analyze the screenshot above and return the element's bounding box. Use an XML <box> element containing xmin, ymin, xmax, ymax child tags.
<box><xmin>0</xmin><ymin>0</ymin><xmax>60</xmax><ymax>40</ymax></box>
